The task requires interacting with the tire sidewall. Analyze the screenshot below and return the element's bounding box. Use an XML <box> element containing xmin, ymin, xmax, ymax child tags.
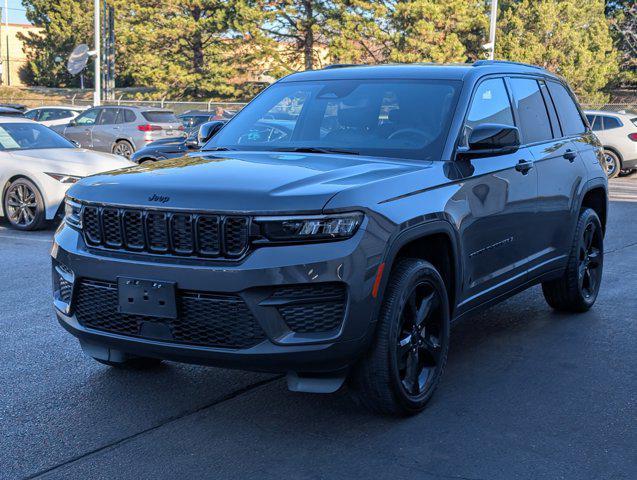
<box><xmin>113</xmin><ymin>140</ymin><xmax>134</xmax><ymax>159</ymax></box>
<box><xmin>386</xmin><ymin>261</ymin><xmax>451</xmax><ymax>413</ymax></box>
<box><xmin>604</xmin><ymin>150</ymin><xmax>620</xmax><ymax>178</ymax></box>
<box><xmin>577</xmin><ymin>209</ymin><xmax>604</xmax><ymax>308</ymax></box>
<box><xmin>3</xmin><ymin>178</ymin><xmax>46</xmax><ymax>231</ymax></box>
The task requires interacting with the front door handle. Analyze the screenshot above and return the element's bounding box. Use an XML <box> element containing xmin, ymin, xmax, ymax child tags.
<box><xmin>515</xmin><ymin>159</ymin><xmax>533</xmax><ymax>174</ymax></box>
<box><xmin>563</xmin><ymin>149</ymin><xmax>577</xmax><ymax>162</ymax></box>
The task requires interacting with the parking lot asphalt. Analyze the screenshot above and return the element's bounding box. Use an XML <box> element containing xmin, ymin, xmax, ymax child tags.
<box><xmin>1</xmin><ymin>176</ymin><xmax>636</xmax><ymax>480</ymax></box>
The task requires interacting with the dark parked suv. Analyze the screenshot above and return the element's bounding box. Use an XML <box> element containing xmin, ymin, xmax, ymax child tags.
<box><xmin>52</xmin><ymin>61</ymin><xmax>608</xmax><ymax>415</ymax></box>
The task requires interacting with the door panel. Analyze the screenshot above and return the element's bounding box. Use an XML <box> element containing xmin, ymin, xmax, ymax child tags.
<box><xmin>64</xmin><ymin>109</ymin><xmax>99</xmax><ymax>147</ymax></box>
<box><xmin>91</xmin><ymin>108</ymin><xmax>120</xmax><ymax>152</ymax></box>
<box><xmin>453</xmin><ymin>77</ymin><xmax>538</xmax><ymax>312</ymax></box>
<box><xmin>453</xmin><ymin>149</ymin><xmax>537</xmax><ymax>311</ymax></box>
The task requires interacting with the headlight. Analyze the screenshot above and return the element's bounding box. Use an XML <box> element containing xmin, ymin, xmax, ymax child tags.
<box><xmin>45</xmin><ymin>172</ymin><xmax>82</xmax><ymax>184</ymax></box>
<box><xmin>64</xmin><ymin>197</ymin><xmax>82</xmax><ymax>228</ymax></box>
<box><xmin>255</xmin><ymin>212</ymin><xmax>363</xmax><ymax>242</ymax></box>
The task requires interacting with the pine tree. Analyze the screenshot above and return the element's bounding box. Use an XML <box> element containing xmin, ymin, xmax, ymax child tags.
<box><xmin>19</xmin><ymin>0</ymin><xmax>94</xmax><ymax>87</ymax></box>
<box><xmin>497</xmin><ymin>0</ymin><xmax>618</xmax><ymax>103</ymax></box>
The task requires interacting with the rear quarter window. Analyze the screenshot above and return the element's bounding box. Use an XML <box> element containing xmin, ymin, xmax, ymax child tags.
<box><xmin>546</xmin><ymin>82</ymin><xmax>586</xmax><ymax>136</ymax></box>
<box><xmin>142</xmin><ymin>111</ymin><xmax>179</xmax><ymax>123</ymax></box>
<box><xmin>603</xmin><ymin>116</ymin><xmax>622</xmax><ymax>129</ymax></box>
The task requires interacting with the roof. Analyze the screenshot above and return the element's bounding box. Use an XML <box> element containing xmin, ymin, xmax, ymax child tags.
<box><xmin>0</xmin><ymin>116</ymin><xmax>36</xmax><ymax>123</ymax></box>
<box><xmin>280</xmin><ymin>61</ymin><xmax>561</xmax><ymax>84</ymax></box>
<box><xmin>584</xmin><ymin>109</ymin><xmax>637</xmax><ymax>118</ymax></box>
<box><xmin>27</xmin><ymin>105</ymin><xmax>88</xmax><ymax>110</ymax></box>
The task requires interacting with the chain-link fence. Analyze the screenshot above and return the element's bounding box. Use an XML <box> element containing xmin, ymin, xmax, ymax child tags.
<box><xmin>580</xmin><ymin>103</ymin><xmax>636</xmax><ymax>113</ymax></box>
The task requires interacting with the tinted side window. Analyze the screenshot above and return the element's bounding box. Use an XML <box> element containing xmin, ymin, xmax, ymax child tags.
<box><xmin>509</xmin><ymin>78</ymin><xmax>552</xmax><ymax>144</ymax></box>
<box><xmin>539</xmin><ymin>81</ymin><xmax>562</xmax><ymax>137</ymax></box>
<box><xmin>121</xmin><ymin>109</ymin><xmax>136</xmax><ymax>123</ymax></box>
<box><xmin>546</xmin><ymin>82</ymin><xmax>586</xmax><ymax>135</ymax></box>
<box><xmin>98</xmin><ymin>108</ymin><xmax>119</xmax><ymax>125</ymax></box>
<box><xmin>75</xmin><ymin>109</ymin><xmax>99</xmax><ymax>126</ymax></box>
<box><xmin>24</xmin><ymin>110</ymin><xmax>39</xmax><ymax>120</ymax></box>
<box><xmin>465</xmin><ymin>78</ymin><xmax>514</xmax><ymax>135</ymax></box>
<box><xmin>603</xmin><ymin>116</ymin><xmax>622</xmax><ymax>129</ymax></box>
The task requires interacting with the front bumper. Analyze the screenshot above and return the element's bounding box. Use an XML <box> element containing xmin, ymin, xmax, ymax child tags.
<box><xmin>51</xmin><ymin>220</ymin><xmax>384</xmax><ymax>374</ymax></box>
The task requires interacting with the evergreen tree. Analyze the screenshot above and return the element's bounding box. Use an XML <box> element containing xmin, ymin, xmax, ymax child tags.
<box><xmin>497</xmin><ymin>0</ymin><xmax>618</xmax><ymax>103</ymax></box>
<box><xmin>606</xmin><ymin>0</ymin><xmax>636</xmax><ymax>87</ymax></box>
<box><xmin>19</xmin><ymin>0</ymin><xmax>94</xmax><ymax>87</ymax></box>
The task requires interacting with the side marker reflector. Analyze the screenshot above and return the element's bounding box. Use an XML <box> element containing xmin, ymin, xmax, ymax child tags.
<box><xmin>372</xmin><ymin>262</ymin><xmax>385</xmax><ymax>298</ymax></box>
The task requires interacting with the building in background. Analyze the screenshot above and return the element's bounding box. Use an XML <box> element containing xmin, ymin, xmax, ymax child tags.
<box><xmin>0</xmin><ymin>23</ymin><xmax>41</xmax><ymax>86</ymax></box>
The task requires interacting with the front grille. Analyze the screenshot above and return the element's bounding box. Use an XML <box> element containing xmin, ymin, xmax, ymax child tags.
<box><xmin>74</xmin><ymin>280</ymin><xmax>266</xmax><ymax>349</ymax></box>
<box><xmin>272</xmin><ymin>283</ymin><xmax>347</xmax><ymax>333</ymax></box>
<box><xmin>81</xmin><ymin>205</ymin><xmax>249</xmax><ymax>259</ymax></box>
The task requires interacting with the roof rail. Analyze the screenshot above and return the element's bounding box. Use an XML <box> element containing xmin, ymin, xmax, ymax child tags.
<box><xmin>322</xmin><ymin>64</ymin><xmax>363</xmax><ymax>70</ymax></box>
<box><xmin>473</xmin><ymin>60</ymin><xmax>543</xmax><ymax>70</ymax></box>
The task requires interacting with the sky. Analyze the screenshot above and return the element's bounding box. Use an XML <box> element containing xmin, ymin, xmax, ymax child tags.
<box><xmin>4</xmin><ymin>0</ymin><xmax>29</xmax><ymax>25</ymax></box>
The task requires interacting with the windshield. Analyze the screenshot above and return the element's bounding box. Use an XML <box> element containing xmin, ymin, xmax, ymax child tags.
<box><xmin>0</xmin><ymin>123</ymin><xmax>74</xmax><ymax>151</ymax></box>
<box><xmin>204</xmin><ymin>79</ymin><xmax>461</xmax><ymax>160</ymax></box>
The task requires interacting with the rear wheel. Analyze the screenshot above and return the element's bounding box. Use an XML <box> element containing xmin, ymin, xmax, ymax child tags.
<box><xmin>542</xmin><ymin>208</ymin><xmax>603</xmax><ymax>312</ymax></box>
<box><xmin>113</xmin><ymin>140</ymin><xmax>134</xmax><ymax>159</ymax></box>
<box><xmin>603</xmin><ymin>149</ymin><xmax>621</xmax><ymax>179</ymax></box>
<box><xmin>350</xmin><ymin>259</ymin><xmax>450</xmax><ymax>415</ymax></box>
<box><xmin>2</xmin><ymin>178</ymin><xmax>46</xmax><ymax>230</ymax></box>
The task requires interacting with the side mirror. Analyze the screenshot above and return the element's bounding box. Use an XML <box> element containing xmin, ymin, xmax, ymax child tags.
<box><xmin>197</xmin><ymin>120</ymin><xmax>226</xmax><ymax>146</ymax></box>
<box><xmin>458</xmin><ymin>124</ymin><xmax>520</xmax><ymax>158</ymax></box>
<box><xmin>68</xmin><ymin>119</ymin><xmax>77</xmax><ymax>127</ymax></box>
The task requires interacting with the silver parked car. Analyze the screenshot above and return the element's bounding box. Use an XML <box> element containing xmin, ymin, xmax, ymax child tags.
<box><xmin>53</xmin><ymin>106</ymin><xmax>185</xmax><ymax>158</ymax></box>
<box><xmin>585</xmin><ymin>110</ymin><xmax>637</xmax><ymax>178</ymax></box>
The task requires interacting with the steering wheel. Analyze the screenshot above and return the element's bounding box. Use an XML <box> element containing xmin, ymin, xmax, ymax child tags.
<box><xmin>388</xmin><ymin>128</ymin><xmax>432</xmax><ymax>144</ymax></box>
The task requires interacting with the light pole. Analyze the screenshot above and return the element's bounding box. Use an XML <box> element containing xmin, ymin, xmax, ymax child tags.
<box><xmin>486</xmin><ymin>0</ymin><xmax>498</xmax><ymax>60</ymax></box>
<box><xmin>93</xmin><ymin>0</ymin><xmax>101</xmax><ymax>106</ymax></box>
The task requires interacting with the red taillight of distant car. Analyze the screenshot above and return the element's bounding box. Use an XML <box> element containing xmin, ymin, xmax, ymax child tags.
<box><xmin>137</xmin><ymin>124</ymin><xmax>162</xmax><ymax>132</ymax></box>
<box><xmin>178</xmin><ymin>125</ymin><xmax>185</xmax><ymax>131</ymax></box>
<box><xmin>628</xmin><ymin>133</ymin><xmax>637</xmax><ymax>142</ymax></box>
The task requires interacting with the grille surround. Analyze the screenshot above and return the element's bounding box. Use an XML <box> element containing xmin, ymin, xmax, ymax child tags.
<box><xmin>81</xmin><ymin>204</ymin><xmax>250</xmax><ymax>260</ymax></box>
<box><xmin>74</xmin><ymin>279</ymin><xmax>266</xmax><ymax>349</ymax></box>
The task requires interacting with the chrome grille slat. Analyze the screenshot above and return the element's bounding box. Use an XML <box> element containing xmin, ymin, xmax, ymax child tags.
<box><xmin>80</xmin><ymin>205</ymin><xmax>249</xmax><ymax>260</ymax></box>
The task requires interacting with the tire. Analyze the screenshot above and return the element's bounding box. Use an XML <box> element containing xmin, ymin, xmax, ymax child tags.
<box><xmin>112</xmin><ymin>140</ymin><xmax>134</xmax><ymax>159</ymax></box>
<box><xmin>93</xmin><ymin>356</ymin><xmax>163</xmax><ymax>369</ymax></box>
<box><xmin>542</xmin><ymin>208</ymin><xmax>603</xmax><ymax>313</ymax></box>
<box><xmin>350</xmin><ymin>258</ymin><xmax>450</xmax><ymax>415</ymax></box>
<box><xmin>2</xmin><ymin>178</ymin><xmax>46</xmax><ymax>231</ymax></box>
<box><xmin>603</xmin><ymin>149</ymin><xmax>621</xmax><ymax>179</ymax></box>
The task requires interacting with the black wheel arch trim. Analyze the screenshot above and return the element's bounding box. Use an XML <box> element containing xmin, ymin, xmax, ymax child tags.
<box><xmin>374</xmin><ymin>217</ymin><xmax>463</xmax><ymax>322</ymax></box>
<box><xmin>577</xmin><ymin>176</ymin><xmax>609</xmax><ymax>233</ymax></box>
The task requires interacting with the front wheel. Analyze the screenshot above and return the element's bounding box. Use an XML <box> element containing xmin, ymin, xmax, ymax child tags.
<box><xmin>542</xmin><ymin>208</ymin><xmax>603</xmax><ymax>312</ymax></box>
<box><xmin>2</xmin><ymin>178</ymin><xmax>46</xmax><ymax>230</ymax></box>
<box><xmin>350</xmin><ymin>259</ymin><xmax>450</xmax><ymax>415</ymax></box>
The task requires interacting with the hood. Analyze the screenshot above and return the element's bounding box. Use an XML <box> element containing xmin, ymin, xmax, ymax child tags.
<box><xmin>68</xmin><ymin>151</ymin><xmax>431</xmax><ymax>213</ymax></box>
<box><xmin>10</xmin><ymin>148</ymin><xmax>134</xmax><ymax>176</ymax></box>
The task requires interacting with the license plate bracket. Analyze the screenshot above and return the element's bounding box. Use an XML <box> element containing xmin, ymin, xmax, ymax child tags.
<box><xmin>118</xmin><ymin>277</ymin><xmax>177</xmax><ymax>319</ymax></box>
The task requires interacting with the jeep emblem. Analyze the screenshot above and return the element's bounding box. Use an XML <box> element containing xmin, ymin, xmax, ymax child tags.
<box><xmin>148</xmin><ymin>194</ymin><xmax>170</xmax><ymax>203</ymax></box>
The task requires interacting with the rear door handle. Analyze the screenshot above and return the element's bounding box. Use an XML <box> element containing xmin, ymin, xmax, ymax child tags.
<box><xmin>515</xmin><ymin>159</ymin><xmax>533</xmax><ymax>174</ymax></box>
<box><xmin>563</xmin><ymin>149</ymin><xmax>577</xmax><ymax>162</ymax></box>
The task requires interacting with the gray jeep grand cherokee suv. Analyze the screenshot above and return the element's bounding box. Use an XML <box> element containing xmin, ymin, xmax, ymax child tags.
<box><xmin>52</xmin><ymin>61</ymin><xmax>608</xmax><ymax>415</ymax></box>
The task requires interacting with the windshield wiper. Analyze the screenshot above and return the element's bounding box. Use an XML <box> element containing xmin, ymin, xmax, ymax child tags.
<box><xmin>273</xmin><ymin>147</ymin><xmax>359</xmax><ymax>156</ymax></box>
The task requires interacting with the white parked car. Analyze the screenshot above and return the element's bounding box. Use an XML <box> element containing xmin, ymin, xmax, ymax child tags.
<box><xmin>24</xmin><ymin>105</ymin><xmax>88</xmax><ymax>127</ymax></box>
<box><xmin>585</xmin><ymin>110</ymin><xmax>637</xmax><ymax>178</ymax></box>
<box><xmin>0</xmin><ymin>117</ymin><xmax>134</xmax><ymax>230</ymax></box>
